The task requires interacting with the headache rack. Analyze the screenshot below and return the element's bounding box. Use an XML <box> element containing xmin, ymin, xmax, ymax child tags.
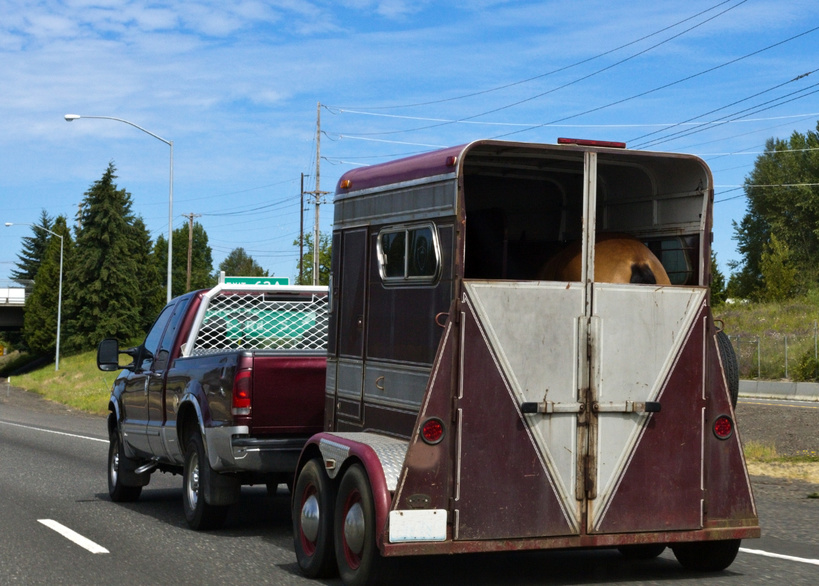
<box><xmin>181</xmin><ymin>284</ymin><xmax>329</xmax><ymax>356</ymax></box>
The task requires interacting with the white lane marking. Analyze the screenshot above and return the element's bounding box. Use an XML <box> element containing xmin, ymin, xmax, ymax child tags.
<box><xmin>38</xmin><ymin>519</ymin><xmax>109</xmax><ymax>554</ymax></box>
<box><xmin>740</xmin><ymin>547</ymin><xmax>819</xmax><ymax>566</ymax></box>
<box><xmin>0</xmin><ymin>419</ymin><xmax>106</xmax><ymax>443</ymax></box>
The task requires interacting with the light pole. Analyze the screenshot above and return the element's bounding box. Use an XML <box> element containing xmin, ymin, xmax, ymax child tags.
<box><xmin>64</xmin><ymin>114</ymin><xmax>174</xmax><ymax>303</ymax></box>
<box><xmin>5</xmin><ymin>222</ymin><xmax>63</xmax><ymax>371</ymax></box>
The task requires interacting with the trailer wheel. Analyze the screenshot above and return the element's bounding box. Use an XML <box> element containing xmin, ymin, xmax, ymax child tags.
<box><xmin>672</xmin><ymin>539</ymin><xmax>741</xmax><ymax>571</ymax></box>
<box><xmin>717</xmin><ymin>330</ymin><xmax>739</xmax><ymax>408</ymax></box>
<box><xmin>617</xmin><ymin>544</ymin><xmax>666</xmax><ymax>560</ymax></box>
<box><xmin>334</xmin><ymin>464</ymin><xmax>383</xmax><ymax>586</ymax></box>
<box><xmin>183</xmin><ymin>432</ymin><xmax>229</xmax><ymax>530</ymax></box>
<box><xmin>293</xmin><ymin>459</ymin><xmax>337</xmax><ymax>578</ymax></box>
<box><xmin>107</xmin><ymin>429</ymin><xmax>143</xmax><ymax>502</ymax></box>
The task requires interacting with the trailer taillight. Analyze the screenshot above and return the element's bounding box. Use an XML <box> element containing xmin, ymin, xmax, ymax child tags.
<box><xmin>421</xmin><ymin>417</ymin><xmax>445</xmax><ymax>445</ymax></box>
<box><xmin>713</xmin><ymin>415</ymin><xmax>733</xmax><ymax>440</ymax></box>
<box><xmin>233</xmin><ymin>357</ymin><xmax>253</xmax><ymax>415</ymax></box>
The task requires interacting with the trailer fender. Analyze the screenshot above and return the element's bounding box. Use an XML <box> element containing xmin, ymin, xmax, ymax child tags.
<box><xmin>306</xmin><ymin>432</ymin><xmax>403</xmax><ymax>546</ymax></box>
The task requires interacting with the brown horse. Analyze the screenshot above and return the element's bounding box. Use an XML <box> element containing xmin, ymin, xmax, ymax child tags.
<box><xmin>538</xmin><ymin>233</ymin><xmax>670</xmax><ymax>285</ymax></box>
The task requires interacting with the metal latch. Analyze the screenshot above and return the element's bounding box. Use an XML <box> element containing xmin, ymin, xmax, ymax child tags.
<box><xmin>520</xmin><ymin>401</ymin><xmax>585</xmax><ymax>414</ymax></box>
<box><xmin>592</xmin><ymin>401</ymin><xmax>661</xmax><ymax>413</ymax></box>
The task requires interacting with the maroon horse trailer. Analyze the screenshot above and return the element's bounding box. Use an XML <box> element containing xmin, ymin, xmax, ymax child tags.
<box><xmin>292</xmin><ymin>139</ymin><xmax>759</xmax><ymax>585</ymax></box>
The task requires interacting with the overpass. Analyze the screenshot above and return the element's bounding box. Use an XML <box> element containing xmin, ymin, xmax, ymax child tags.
<box><xmin>0</xmin><ymin>281</ymin><xmax>29</xmax><ymax>331</ymax></box>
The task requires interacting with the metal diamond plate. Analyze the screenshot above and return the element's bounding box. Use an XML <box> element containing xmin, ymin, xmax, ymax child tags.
<box><xmin>323</xmin><ymin>433</ymin><xmax>409</xmax><ymax>491</ymax></box>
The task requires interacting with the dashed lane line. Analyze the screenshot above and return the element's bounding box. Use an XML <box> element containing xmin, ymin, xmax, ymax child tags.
<box><xmin>0</xmin><ymin>419</ymin><xmax>106</xmax><ymax>443</ymax></box>
<box><xmin>740</xmin><ymin>547</ymin><xmax>819</xmax><ymax>566</ymax></box>
<box><xmin>38</xmin><ymin>519</ymin><xmax>109</xmax><ymax>554</ymax></box>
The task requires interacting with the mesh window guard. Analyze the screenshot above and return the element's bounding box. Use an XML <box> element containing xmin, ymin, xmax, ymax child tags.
<box><xmin>191</xmin><ymin>292</ymin><xmax>328</xmax><ymax>355</ymax></box>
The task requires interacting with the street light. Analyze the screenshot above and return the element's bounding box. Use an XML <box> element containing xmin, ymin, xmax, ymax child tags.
<box><xmin>5</xmin><ymin>222</ymin><xmax>63</xmax><ymax>371</ymax></box>
<box><xmin>64</xmin><ymin>114</ymin><xmax>174</xmax><ymax>303</ymax></box>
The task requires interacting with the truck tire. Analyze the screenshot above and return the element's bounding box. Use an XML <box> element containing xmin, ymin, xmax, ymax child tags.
<box><xmin>183</xmin><ymin>432</ymin><xmax>229</xmax><ymax>530</ymax></box>
<box><xmin>672</xmin><ymin>539</ymin><xmax>741</xmax><ymax>571</ymax></box>
<box><xmin>293</xmin><ymin>459</ymin><xmax>337</xmax><ymax>578</ymax></box>
<box><xmin>717</xmin><ymin>330</ymin><xmax>739</xmax><ymax>408</ymax></box>
<box><xmin>107</xmin><ymin>430</ymin><xmax>144</xmax><ymax>502</ymax></box>
<box><xmin>334</xmin><ymin>464</ymin><xmax>383</xmax><ymax>586</ymax></box>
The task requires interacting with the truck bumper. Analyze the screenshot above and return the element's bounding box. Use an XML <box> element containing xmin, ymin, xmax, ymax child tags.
<box><xmin>205</xmin><ymin>426</ymin><xmax>308</xmax><ymax>474</ymax></box>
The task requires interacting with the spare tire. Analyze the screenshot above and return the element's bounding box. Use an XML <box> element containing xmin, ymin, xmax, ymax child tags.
<box><xmin>717</xmin><ymin>330</ymin><xmax>739</xmax><ymax>408</ymax></box>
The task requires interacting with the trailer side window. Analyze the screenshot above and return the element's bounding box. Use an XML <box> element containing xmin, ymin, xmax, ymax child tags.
<box><xmin>378</xmin><ymin>224</ymin><xmax>439</xmax><ymax>283</ymax></box>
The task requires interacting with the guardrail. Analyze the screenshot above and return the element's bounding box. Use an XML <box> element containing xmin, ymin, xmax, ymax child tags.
<box><xmin>739</xmin><ymin>380</ymin><xmax>819</xmax><ymax>402</ymax></box>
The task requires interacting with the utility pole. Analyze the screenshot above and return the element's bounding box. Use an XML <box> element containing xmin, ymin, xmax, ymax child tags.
<box><xmin>300</xmin><ymin>173</ymin><xmax>305</xmax><ymax>285</ymax></box>
<box><xmin>182</xmin><ymin>212</ymin><xmax>201</xmax><ymax>292</ymax></box>
<box><xmin>304</xmin><ymin>102</ymin><xmax>329</xmax><ymax>286</ymax></box>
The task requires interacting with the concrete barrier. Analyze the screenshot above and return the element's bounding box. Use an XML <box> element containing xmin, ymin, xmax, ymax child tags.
<box><xmin>739</xmin><ymin>379</ymin><xmax>819</xmax><ymax>402</ymax></box>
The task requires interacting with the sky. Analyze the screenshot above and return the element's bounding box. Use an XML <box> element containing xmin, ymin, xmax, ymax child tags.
<box><xmin>2</xmin><ymin>0</ymin><xmax>819</xmax><ymax>287</ymax></box>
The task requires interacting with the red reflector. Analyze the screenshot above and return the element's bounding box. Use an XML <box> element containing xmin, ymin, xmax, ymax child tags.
<box><xmin>557</xmin><ymin>137</ymin><xmax>627</xmax><ymax>149</ymax></box>
<box><xmin>713</xmin><ymin>415</ymin><xmax>733</xmax><ymax>440</ymax></box>
<box><xmin>233</xmin><ymin>370</ymin><xmax>252</xmax><ymax>410</ymax></box>
<box><xmin>421</xmin><ymin>418</ymin><xmax>445</xmax><ymax>445</ymax></box>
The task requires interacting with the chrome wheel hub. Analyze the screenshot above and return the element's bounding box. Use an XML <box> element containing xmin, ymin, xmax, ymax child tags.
<box><xmin>343</xmin><ymin>502</ymin><xmax>365</xmax><ymax>555</ymax></box>
<box><xmin>300</xmin><ymin>494</ymin><xmax>320</xmax><ymax>542</ymax></box>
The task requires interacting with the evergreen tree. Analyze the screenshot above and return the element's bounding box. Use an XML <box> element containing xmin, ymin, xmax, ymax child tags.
<box><xmin>22</xmin><ymin>216</ymin><xmax>73</xmax><ymax>355</ymax></box>
<box><xmin>218</xmin><ymin>247</ymin><xmax>268</xmax><ymax>277</ymax></box>
<box><xmin>293</xmin><ymin>232</ymin><xmax>331</xmax><ymax>285</ymax></box>
<box><xmin>10</xmin><ymin>209</ymin><xmax>53</xmax><ymax>284</ymax></box>
<box><xmin>64</xmin><ymin>163</ymin><xmax>143</xmax><ymax>349</ymax></box>
<box><xmin>132</xmin><ymin>218</ymin><xmax>165</xmax><ymax>331</ymax></box>
<box><xmin>710</xmin><ymin>251</ymin><xmax>727</xmax><ymax>306</ymax></box>
<box><xmin>154</xmin><ymin>222</ymin><xmax>215</xmax><ymax>296</ymax></box>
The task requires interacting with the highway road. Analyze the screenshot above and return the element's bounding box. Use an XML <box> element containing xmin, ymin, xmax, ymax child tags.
<box><xmin>1</xmin><ymin>387</ymin><xmax>817</xmax><ymax>585</ymax></box>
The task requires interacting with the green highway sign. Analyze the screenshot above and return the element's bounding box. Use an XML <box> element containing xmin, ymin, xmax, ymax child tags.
<box><xmin>224</xmin><ymin>276</ymin><xmax>290</xmax><ymax>286</ymax></box>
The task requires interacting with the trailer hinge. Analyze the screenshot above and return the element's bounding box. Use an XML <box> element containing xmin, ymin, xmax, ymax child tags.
<box><xmin>584</xmin><ymin>454</ymin><xmax>596</xmax><ymax>499</ymax></box>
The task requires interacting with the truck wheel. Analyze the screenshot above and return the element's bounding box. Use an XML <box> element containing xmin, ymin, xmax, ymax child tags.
<box><xmin>618</xmin><ymin>544</ymin><xmax>666</xmax><ymax>560</ymax></box>
<box><xmin>717</xmin><ymin>330</ymin><xmax>739</xmax><ymax>408</ymax></box>
<box><xmin>293</xmin><ymin>459</ymin><xmax>336</xmax><ymax>578</ymax></box>
<box><xmin>334</xmin><ymin>464</ymin><xmax>383</xmax><ymax>586</ymax></box>
<box><xmin>108</xmin><ymin>430</ymin><xmax>143</xmax><ymax>502</ymax></box>
<box><xmin>183</xmin><ymin>432</ymin><xmax>229</xmax><ymax>530</ymax></box>
<box><xmin>672</xmin><ymin>539</ymin><xmax>741</xmax><ymax>571</ymax></box>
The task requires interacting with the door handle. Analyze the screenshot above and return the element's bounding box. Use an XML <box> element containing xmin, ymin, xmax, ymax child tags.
<box><xmin>375</xmin><ymin>376</ymin><xmax>385</xmax><ymax>391</ymax></box>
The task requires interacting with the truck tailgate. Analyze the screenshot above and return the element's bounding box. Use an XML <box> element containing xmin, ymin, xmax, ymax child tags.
<box><xmin>249</xmin><ymin>354</ymin><xmax>326</xmax><ymax>435</ymax></box>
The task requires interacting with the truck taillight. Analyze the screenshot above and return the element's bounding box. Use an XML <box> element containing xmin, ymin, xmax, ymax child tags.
<box><xmin>713</xmin><ymin>415</ymin><xmax>733</xmax><ymax>440</ymax></box>
<box><xmin>233</xmin><ymin>357</ymin><xmax>253</xmax><ymax>415</ymax></box>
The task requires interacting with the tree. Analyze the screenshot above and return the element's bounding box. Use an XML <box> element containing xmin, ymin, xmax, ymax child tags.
<box><xmin>710</xmin><ymin>251</ymin><xmax>727</xmax><ymax>306</ymax></box>
<box><xmin>293</xmin><ymin>232</ymin><xmax>331</xmax><ymax>286</ymax></box>
<box><xmin>759</xmin><ymin>232</ymin><xmax>797</xmax><ymax>302</ymax></box>
<box><xmin>10</xmin><ymin>209</ymin><xmax>53</xmax><ymax>284</ymax></box>
<box><xmin>218</xmin><ymin>247</ymin><xmax>268</xmax><ymax>277</ymax></box>
<box><xmin>22</xmin><ymin>216</ymin><xmax>73</xmax><ymax>355</ymax></box>
<box><xmin>732</xmin><ymin>123</ymin><xmax>819</xmax><ymax>297</ymax></box>
<box><xmin>64</xmin><ymin>163</ymin><xmax>144</xmax><ymax>349</ymax></box>
<box><xmin>154</xmin><ymin>222</ymin><xmax>215</xmax><ymax>297</ymax></box>
<box><xmin>132</xmin><ymin>218</ymin><xmax>165</xmax><ymax>331</ymax></box>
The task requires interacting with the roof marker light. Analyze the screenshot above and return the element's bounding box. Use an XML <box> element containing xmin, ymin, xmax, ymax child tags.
<box><xmin>557</xmin><ymin>137</ymin><xmax>627</xmax><ymax>149</ymax></box>
<box><xmin>340</xmin><ymin>179</ymin><xmax>352</xmax><ymax>189</ymax></box>
<box><xmin>445</xmin><ymin>155</ymin><xmax>458</xmax><ymax>167</ymax></box>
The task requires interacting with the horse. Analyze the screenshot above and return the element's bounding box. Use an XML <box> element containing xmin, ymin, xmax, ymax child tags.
<box><xmin>538</xmin><ymin>233</ymin><xmax>670</xmax><ymax>285</ymax></box>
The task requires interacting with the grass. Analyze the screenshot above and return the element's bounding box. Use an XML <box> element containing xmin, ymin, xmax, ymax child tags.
<box><xmin>743</xmin><ymin>441</ymin><xmax>819</xmax><ymax>486</ymax></box>
<box><xmin>9</xmin><ymin>348</ymin><xmax>116</xmax><ymax>415</ymax></box>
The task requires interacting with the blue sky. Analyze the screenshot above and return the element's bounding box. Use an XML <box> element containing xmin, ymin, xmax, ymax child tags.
<box><xmin>2</xmin><ymin>0</ymin><xmax>819</xmax><ymax>284</ymax></box>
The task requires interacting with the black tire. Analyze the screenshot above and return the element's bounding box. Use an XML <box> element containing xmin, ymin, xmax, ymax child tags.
<box><xmin>183</xmin><ymin>432</ymin><xmax>229</xmax><ymax>530</ymax></box>
<box><xmin>717</xmin><ymin>330</ymin><xmax>739</xmax><ymax>407</ymax></box>
<box><xmin>618</xmin><ymin>543</ymin><xmax>666</xmax><ymax>560</ymax></box>
<box><xmin>334</xmin><ymin>464</ymin><xmax>383</xmax><ymax>586</ymax></box>
<box><xmin>293</xmin><ymin>459</ymin><xmax>337</xmax><ymax>578</ymax></box>
<box><xmin>672</xmin><ymin>539</ymin><xmax>741</xmax><ymax>572</ymax></box>
<box><xmin>107</xmin><ymin>430</ymin><xmax>143</xmax><ymax>502</ymax></box>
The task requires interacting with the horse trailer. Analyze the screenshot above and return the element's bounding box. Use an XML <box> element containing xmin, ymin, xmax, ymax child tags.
<box><xmin>292</xmin><ymin>139</ymin><xmax>759</xmax><ymax>585</ymax></box>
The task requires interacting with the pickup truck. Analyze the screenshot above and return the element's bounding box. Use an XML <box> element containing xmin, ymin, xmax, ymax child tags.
<box><xmin>97</xmin><ymin>283</ymin><xmax>328</xmax><ymax>530</ymax></box>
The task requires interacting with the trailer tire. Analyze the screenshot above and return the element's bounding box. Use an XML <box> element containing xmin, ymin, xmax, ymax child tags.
<box><xmin>183</xmin><ymin>432</ymin><xmax>229</xmax><ymax>530</ymax></box>
<box><xmin>293</xmin><ymin>459</ymin><xmax>337</xmax><ymax>578</ymax></box>
<box><xmin>717</xmin><ymin>330</ymin><xmax>739</xmax><ymax>408</ymax></box>
<box><xmin>334</xmin><ymin>464</ymin><xmax>383</xmax><ymax>586</ymax></box>
<box><xmin>672</xmin><ymin>539</ymin><xmax>741</xmax><ymax>572</ymax></box>
<box><xmin>107</xmin><ymin>429</ymin><xmax>144</xmax><ymax>502</ymax></box>
<box><xmin>617</xmin><ymin>544</ymin><xmax>666</xmax><ymax>560</ymax></box>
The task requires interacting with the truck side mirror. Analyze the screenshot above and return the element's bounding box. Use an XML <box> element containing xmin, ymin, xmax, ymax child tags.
<box><xmin>97</xmin><ymin>338</ymin><xmax>138</xmax><ymax>372</ymax></box>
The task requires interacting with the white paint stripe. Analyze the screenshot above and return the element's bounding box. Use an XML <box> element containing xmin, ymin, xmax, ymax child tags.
<box><xmin>0</xmin><ymin>419</ymin><xmax>107</xmax><ymax>443</ymax></box>
<box><xmin>740</xmin><ymin>547</ymin><xmax>819</xmax><ymax>566</ymax></box>
<box><xmin>38</xmin><ymin>519</ymin><xmax>109</xmax><ymax>554</ymax></box>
